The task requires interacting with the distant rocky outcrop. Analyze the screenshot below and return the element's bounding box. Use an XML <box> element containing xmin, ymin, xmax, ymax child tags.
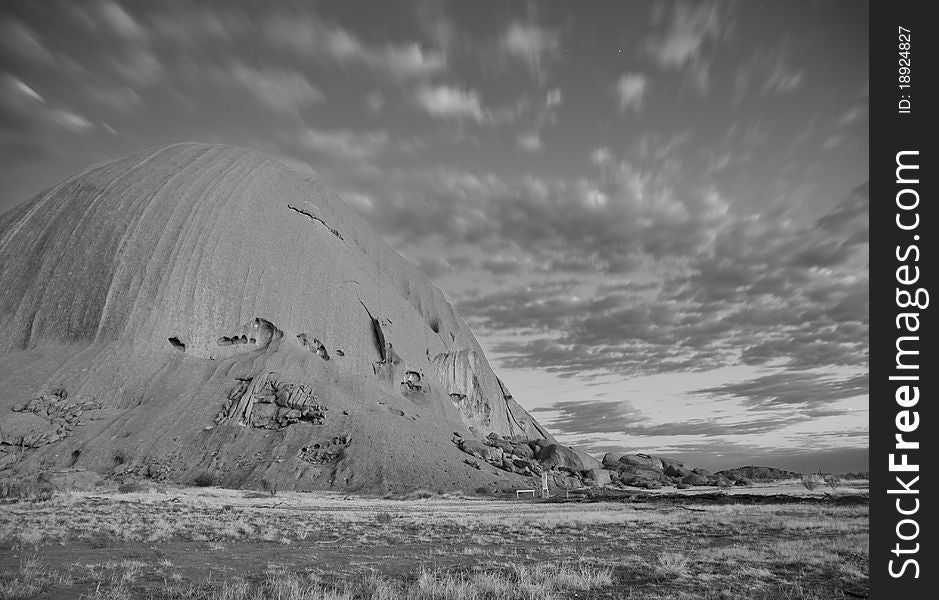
<box><xmin>591</xmin><ymin>452</ymin><xmax>794</xmax><ymax>490</ymax></box>
<box><xmin>715</xmin><ymin>466</ymin><xmax>801</xmax><ymax>482</ymax></box>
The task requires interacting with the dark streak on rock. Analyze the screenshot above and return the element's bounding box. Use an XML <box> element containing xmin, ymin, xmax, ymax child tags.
<box><xmin>287</xmin><ymin>204</ymin><xmax>344</xmax><ymax>240</ymax></box>
<box><xmin>357</xmin><ymin>299</ymin><xmax>386</xmax><ymax>361</ymax></box>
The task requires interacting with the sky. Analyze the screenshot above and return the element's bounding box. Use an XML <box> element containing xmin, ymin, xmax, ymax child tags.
<box><xmin>0</xmin><ymin>1</ymin><xmax>869</xmax><ymax>472</ymax></box>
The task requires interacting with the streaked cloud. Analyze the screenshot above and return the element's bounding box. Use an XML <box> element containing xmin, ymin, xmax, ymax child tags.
<box><xmin>644</xmin><ymin>1</ymin><xmax>729</xmax><ymax>94</ymax></box>
<box><xmin>535</xmin><ymin>398</ymin><xmax>807</xmax><ymax>438</ymax></box>
<box><xmin>110</xmin><ymin>48</ymin><xmax>163</xmax><ymax>86</ymax></box>
<box><xmin>0</xmin><ymin>18</ymin><xmax>56</xmax><ymax>64</ymax></box>
<box><xmin>414</xmin><ymin>85</ymin><xmax>486</xmax><ymax>122</ymax></box>
<box><xmin>293</xmin><ymin>128</ymin><xmax>390</xmax><ymax>160</ymax></box>
<box><xmin>734</xmin><ymin>43</ymin><xmax>805</xmax><ymax>101</ymax></box>
<box><xmin>49</xmin><ymin>108</ymin><xmax>94</xmax><ymax>132</ymax></box>
<box><xmin>517</xmin><ymin>132</ymin><xmax>542</xmax><ymax>152</ymax></box>
<box><xmin>83</xmin><ymin>85</ymin><xmax>143</xmax><ymax>113</ymax></box>
<box><xmin>502</xmin><ymin>22</ymin><xmax>560</xmax><ymax>81</ymax></box>
<box><xmin>645</xmin><ymin>2</ymin><xmax>724</xmax><ymax>68</ymax></box>
<box><xmin>264</xmin><ymin>14</ymin><xmax>445</xmax><ymax>80</ymax></box>
<box><xmin>837</xmin><ymin>104</ymin><xmax>867</xmax><ymax>127</ymax></box>
<box><xmin>96</xmin><ymin>0</ymin><xmax>147</xmax><ymax>40</ymax></box>
<box><xmin>615</xmin><ymin>73</ymin><xmax>648</xmax><ymax>112</ymax></box>
<box><xmin>6</xmin><ymin>75</ymin><xmax>44</xmax><ymax>102</ymax></box>
<box><xmin>692</xmin><ymin>372</ymin><xmax>869</xmax><ymax>411</ymax></box>
<box><xmin>225</xmin><ymin>63</ymin><xmax>324</xmax><ymax>114</ymax></box>
<box><xmin>590</xmin><ymin>147</ymin><xmax>612</xmax><ymax>166</ymax></box>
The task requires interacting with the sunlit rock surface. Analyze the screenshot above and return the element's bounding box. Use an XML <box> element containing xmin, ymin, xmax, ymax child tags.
<box><xmin>0</xmin><ymin>142</ymin><xmax>557</xmax><ymax>493</ymax></box>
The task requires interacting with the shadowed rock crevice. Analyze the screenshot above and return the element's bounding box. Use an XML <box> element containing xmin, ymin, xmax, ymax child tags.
<box><xmin>399</xmin><ymin>370</ymin><xmax>426</xmax><ymax>396</ymax></box>
<box><xmin>357</xmin><ymin>299</ymin><xmax>386</xmax><ymax>362</ymax></box>
<box><xmin>296</xmin><ymin>334</ymin><xmax>330</xmax><ymax>360</ymax></box>
<box><xmin>217</xmin><ymin>318</ymin><xmax>283</xmax><ymax>351</ymax></box>
<box><xmin>298</xmin><ymin>434</ymin><xmax>349</xmax><ymax>464</ymax></box>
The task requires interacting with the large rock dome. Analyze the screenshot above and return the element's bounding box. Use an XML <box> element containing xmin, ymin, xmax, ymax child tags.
<box><xmin>0</xmin><ymin>142</ymin><xmax>556</xmax><ymax>493</ymax></box>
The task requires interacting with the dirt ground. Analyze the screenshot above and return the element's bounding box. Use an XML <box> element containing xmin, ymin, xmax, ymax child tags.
<box><xmin>0</xmin><ymin>481</ymin><xmax>869</xmax><ymax>599</ymax></box>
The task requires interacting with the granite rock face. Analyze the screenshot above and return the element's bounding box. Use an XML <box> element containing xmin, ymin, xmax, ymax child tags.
<box><xmin>0</xmin><ymin>142</ymin><xmax>558</xmax><ymax>493</ymax></box>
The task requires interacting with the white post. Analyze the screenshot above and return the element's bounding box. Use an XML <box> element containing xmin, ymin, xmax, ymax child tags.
<box><xmin>541</xmin><ymin>472</ymin><xmax>549</xmax><ymax>498</ymax></box>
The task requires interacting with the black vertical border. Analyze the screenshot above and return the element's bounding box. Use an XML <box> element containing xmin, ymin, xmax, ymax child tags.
<box><xmin>870</xmin><ymin>1</ymin><xmax>935</xmax><ymax>596</ymax></box>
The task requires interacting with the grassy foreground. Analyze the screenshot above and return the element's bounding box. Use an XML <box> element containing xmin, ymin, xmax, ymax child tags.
<box><xmin>0</xmin><ymin>485</ymin><xmax>868</xmax><ymax>599</ymax></box>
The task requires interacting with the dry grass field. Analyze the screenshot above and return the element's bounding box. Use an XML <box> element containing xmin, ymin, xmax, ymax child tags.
<box><xmin>0</xmin><ymin>482</ymin><xmax>868</xmax><ymax>599</ymax></box>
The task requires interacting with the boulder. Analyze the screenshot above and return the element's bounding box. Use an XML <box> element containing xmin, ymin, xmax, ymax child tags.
<box><xmin>621</xmin><ymin>476</ymin><xmax>662</xmax><ymax>490</ymax></box>
<box><xmin>662</xmin><ymin>462</ymin><xmax>692</xmax><ymax>478</ymax></box>
<box><xmin>692</xmin><ymin>467</ymin><xmax>711</xmax><ymax>477</ymax></box>
<box><xmin>488</xmin><ymin>438</ymin><xmax>534</xmax><ymax>459</ymax></box>
<box><xmin>510</xmin><ymin>444</ymin><xmax>534</xmax><ymax>459</ymax></box>
<box><xmin>736</xmin><ymin>477</ymin><xmax>754</xmax><ymax>486</ymax></box>
<box><xmin>537</xmin><ymin>444</ymin><xmax>602</xmax><ymax>471</ymax></box>
<box><xmin>681</xmin><ymin>473</ymin><xmax>709</xmax><ymax>486</ymax></box>
<box><xmin>459</xmin><ymin>440</ymin><xmax>490</xmax><ymax>459</ymax></box>
<box><xmin>249</xmin><ymin>403</ymin><xmax>278</xmax><ymax>428</ymax></box>
<box><xmin>602</xmin><ymin>452</ymin><xmax>625</xmax><ymax>468</ymax></box>
<box><xmin>512</xmin><ymin>458</ymin><xmax>540</xmax><ymax>472</ymax></box>
<box><xmin>486</xmin><ymin>438</ymin><xmax>515</xmax><ymax>454</ymax></box>
<box><xmin>619</xmin><ymin>453</ymin><xmax>663</xmax><ymax>471</ymax></box>
<box><xmin>585</xmin><ymin>468</ymin><xmax>611</xmax><ymax>487</ymax></box>
<box><xmin>659</xmin><ymin>457</ymin><xmax>687</xmax><ymax>469</ymax></box>
<box><xmin>460</xmin><ymin>439</ymin><xmax>503</xmax><ymax>463</ymax></box>
<box><xmin>619</xmin><ymin>464</ymin><xmax>668</xmax><ymax>482</ymax></box>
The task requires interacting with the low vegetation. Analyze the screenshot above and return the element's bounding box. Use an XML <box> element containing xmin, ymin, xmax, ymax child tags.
<box><xmin>192</xmin><ymin>471</ymin><xmax>216</xmax><ymax>488</ymax></box>
<box><xmin>0</xmin><ymin>484</ymin><xmax>869</xmax><ymax>599</ymax></box>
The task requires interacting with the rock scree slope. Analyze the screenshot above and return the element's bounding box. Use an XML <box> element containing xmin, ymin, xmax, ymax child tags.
<box><xmin>0</xmin><ymin>142</ymin><xmax>567</xmax><ymax>494</ymax></box>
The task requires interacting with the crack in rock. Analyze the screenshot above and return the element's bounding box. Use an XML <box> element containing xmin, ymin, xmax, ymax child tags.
<box><xmin>287</xmin><ymin>204</ymin><xmax>343</xmax><ymax>240</ymax></box>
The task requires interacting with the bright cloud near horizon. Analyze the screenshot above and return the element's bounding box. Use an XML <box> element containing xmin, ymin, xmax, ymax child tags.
<box><xmin>0</xmin><ymin>0</ymin><xmax>869</xmax><ymax>472</ymax></box>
